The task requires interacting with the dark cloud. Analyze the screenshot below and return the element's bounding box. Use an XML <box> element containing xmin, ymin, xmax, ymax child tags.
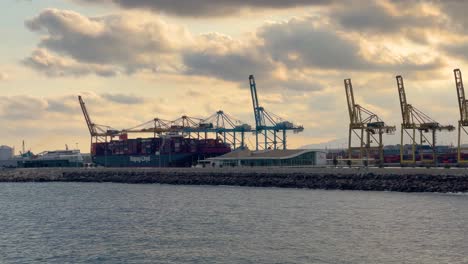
<box><xmin>443</xmin><ymin>43</ymin><xmax>468</xmax><ymax>63</ymax></box>
<box><xmin>101</xmin><ymin>93</ymin><xmax>145</xmax><ymax>104</ymax></box>
<box><xmin>184</xmin><ymin>48</ymin><xmax>325</xmax><ymax>91</ymax></box>
<box><xmin>258</xmin><ymin>17</ymin><xmax>373</xmax><ymax>70</ymax></box>
<box><xmin>46</xmin><ymin>96</ymin><xmax>79</xmax><ymax>113</ymax></box>
<box><xmin>0</xmin><ymin>96</ymin><xmax>48</xmax><ymax>120</ymax></box>
<box><xmin>0</xmin><ymin>93</ymin><xmax>146</xmax><ymax>122</ymax></box>
<box><xmin>330</xmin><ymin>1</ymin><xmax>443</xmax><ymax>34</ymax></box>
<box><xmin>76</xmin><ymin>0</ymin><xmax>334</xmax><ymax>17</ymax></box>
<box><xmin>183</xmin><ymin>16</ymin><xmax>443</xmax><ymax>89</ymax></box>
<box><xmin>0</xmin><ymin>95</ymin><xmax>86</xmax><ymax>120</ymax></box>
<box><xmin>24</xmin><ymin>7</ymin><xmax>444</xmax><ymax>88</ymax></box>
<box><xmin>433</xmin><ymin>0</ymin><xmax>468</xmax><ymax>30</ymax></box>
<box><xmin>23</xmin><ymin>49</ymin><xmax>118</xmax><ymax>77</ymax></box>
<box><xmin>184</xmin><ymin>50</ymin><xmax>274</xmax><ymax>83</ymax></box>
<box><xmin>24</xmin><ymin>8</ymin><xmax>187</xmax><ymax>76</ymax></box>
<box><xmin>432</xmin><ymin>1</ymin><xmax>468</xmax><ymax>63</ymax></box>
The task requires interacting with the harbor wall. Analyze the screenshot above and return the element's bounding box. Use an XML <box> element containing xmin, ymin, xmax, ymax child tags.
<box><xmin>1</xmin><ymin>167</ymin><xmax>468</xmax><ymax>193</ymax></box>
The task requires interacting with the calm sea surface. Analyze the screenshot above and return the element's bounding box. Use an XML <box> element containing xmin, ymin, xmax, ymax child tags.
<box><xmin>0</xmin><ymin>183</ymin><xmax>467</xmax><ymax>264</ymax></box>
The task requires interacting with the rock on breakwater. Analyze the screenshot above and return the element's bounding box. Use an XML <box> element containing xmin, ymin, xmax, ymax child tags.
<box><xmin>1</xmin><ymin>167</ymin><xmax>468</xmax><ymax>193</ymax></box>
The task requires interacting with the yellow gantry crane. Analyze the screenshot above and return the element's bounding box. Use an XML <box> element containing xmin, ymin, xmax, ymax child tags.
<box><xmin>454</xmin><ymin>69</ymin><xmax>468</xmax><ymax>164</ymax></box>
<box><xmin>396</xmin><ymin>76</ymin><xmax>455</xmax><ymax>165</ymax></box>
<box><xmin>344</xmin><ymin>79</ymin><xmax>395</xmax><ymax>164</ymax></box>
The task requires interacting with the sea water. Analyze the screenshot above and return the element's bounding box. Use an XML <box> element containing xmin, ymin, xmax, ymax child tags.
<box><xmin>0</xmin><ymin>183</ymin><xmax>467</xmax><ymax>263</ymax></box>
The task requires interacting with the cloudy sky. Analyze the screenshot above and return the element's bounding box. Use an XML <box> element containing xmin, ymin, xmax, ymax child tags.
<box><xmin>1</xmin><ymin>0</ymin><xmax>467</xmax><ymax>152</ymax></box>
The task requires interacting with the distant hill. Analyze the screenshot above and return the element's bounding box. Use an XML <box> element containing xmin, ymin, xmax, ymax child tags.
<box><xmin>300</xmin><ymin>138</ymin><xmax>347</xmax><ymax>150</ymax></box>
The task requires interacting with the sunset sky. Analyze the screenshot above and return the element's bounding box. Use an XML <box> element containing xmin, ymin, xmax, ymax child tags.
<box><xmin>1</xmin><ymin>0</ymin><xmax>467</xmax><ymax>153</ymax></box>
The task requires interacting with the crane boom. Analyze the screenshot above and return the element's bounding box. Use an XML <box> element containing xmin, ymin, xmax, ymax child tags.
<box><xmin>396</xmin><ymin>76</ymin><xmax>410</xmax><ymax>126</ymax></box>
<box><xmin>455</xmin><ymin>69</ymin><xmax>467</xmax><ymax>122</ymax></box>
<box><xmin>344</xmin><ymin>79</ymin><xmax>357</xmax><ymax>124</ymax></box>
<box><xmin>249</xmin><ymin>75</ymin><xmax>264</xmax><ymax>128</ymax></box>
<box><xmin>78</xmin><ymin>96</ymin><xmax>95</xmax><ymax>136</ymax></box>
<box><xmin>454</xmin><ymin>68</ymin><xmax>468</xmax><ymax>164</ymax></box>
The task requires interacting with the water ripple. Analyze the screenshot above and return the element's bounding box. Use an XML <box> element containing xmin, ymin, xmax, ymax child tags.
<box><xmin>0</xmin><ymin>183</ymin><xmax>467</xmax><ymax>264</ymax></box>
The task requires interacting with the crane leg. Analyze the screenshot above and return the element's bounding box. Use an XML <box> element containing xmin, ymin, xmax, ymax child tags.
<box><xmin>348</xmin><ymin>126</ymin><xmax>352</xmax><ymax>159</ymax></box>
<box><xmin>458</xmin><ymin>121</ymin><xmax>462</xmax><ymax>163</ymax></box>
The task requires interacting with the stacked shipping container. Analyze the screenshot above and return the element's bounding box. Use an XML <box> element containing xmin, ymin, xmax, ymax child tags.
<box><xmin>91</xmin><ymin>135</ymin><xmax>231</xmax><ymax>167</ymax></box>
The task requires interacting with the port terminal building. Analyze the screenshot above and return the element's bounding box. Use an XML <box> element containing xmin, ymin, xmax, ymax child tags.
<box><xmin>203</xmin><ymin>148</ymin><xmax>327</xmax><ymax>167</ymax></box>
<box><xmin>17</xmin><ymin>150</ymin><xmax>89</xmax><ymax>168</ymax></box>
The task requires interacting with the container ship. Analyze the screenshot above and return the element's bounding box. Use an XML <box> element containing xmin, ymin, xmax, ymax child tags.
<box><xmin>79</xmin><ymin>96</ymin><xmax>247</xmax><ymax>168</ymax></box>
<box><xmin>92</xmin><ymin>135</ymin><xmax>231</xmax><ymax>167</ymax></box>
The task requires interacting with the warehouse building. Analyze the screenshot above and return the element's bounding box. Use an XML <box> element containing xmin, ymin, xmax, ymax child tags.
<box><xmin>203</xmin><ymin>148</ymin><xmax>326</xmax><ymax>167</ymax></box>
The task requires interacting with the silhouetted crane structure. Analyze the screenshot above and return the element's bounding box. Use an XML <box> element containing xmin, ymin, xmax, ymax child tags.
<box><xmin>122</xmin><ymin>118</ymin><xmax>172</xmax><ymax>137</ymax></box>
<box><xmin>454</xmin><ymin>69</ymin><xmax>468</xmax><ymax>164</ymax></box>
<box><xmin>78</xmin><ymin>96</ymin><xmax>120</xmax><ymax>144</ymax></box>
<box><xmin>200</xmin><ymin>111</ymin><xmax>252</xmax><ymax>149</ymax></box>
<box><xmin>396</xmin><ymin>75</ymin><xmax>454</xmax><ymax>165</ymax></box>
<box><xmin>170</xmin><ymin>115</ymin><xmax>204</xmax><ymax>131</ymax></box>
<box><xmin>249</xmin><ymin>75</ymin><xmax>304</xmax><ymax>150</ymax></box>
<box><xmin>79</xmin><ymin>96</ymin><xmax>253</xmax><ymax>150</ymax></box>
<box><xmin>121</xmin><ymin>113</ymin><xmax>252</xmax><ymax>149</ymax></box>
<box><xmin>171</xmin><ymin>115</ymin><xmax>218</xmax><ymax>140</ymax></box>
<box><xmin>344</xmin><ymin>79</ymin><xmax>395</xmax><ymax>163</ymax></box>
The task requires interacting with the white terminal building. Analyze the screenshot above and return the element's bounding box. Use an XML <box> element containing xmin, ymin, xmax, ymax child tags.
<box><xmin>202</xmin><ymin>148</ymin><xmax>327</xmax><ymax>168</ymax></box>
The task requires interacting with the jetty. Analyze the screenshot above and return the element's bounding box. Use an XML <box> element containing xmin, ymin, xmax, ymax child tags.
<box><xmin>1</xmin><ymin>167</ymin><xmax>468</xmax><ymax>193</ymax></box>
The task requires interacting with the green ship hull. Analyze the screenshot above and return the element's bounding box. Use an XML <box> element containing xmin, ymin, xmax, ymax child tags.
<box><xmin>93</xmin><ymin>153</ymin><xmax>205</xmax><ymax>167</ymax></box>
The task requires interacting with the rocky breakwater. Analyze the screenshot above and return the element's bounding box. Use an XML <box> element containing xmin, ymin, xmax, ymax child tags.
<box><xmin>1</xmin><ymin>167</ymin><xmax>468</xmax><ymax>193</ymax></box>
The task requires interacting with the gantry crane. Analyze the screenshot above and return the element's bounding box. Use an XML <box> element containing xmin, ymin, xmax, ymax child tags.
<box><xmin>170</xmin><ymin>115</ymin><xmax>213</xmax><ymax>140</ymax></box>
<box><xmin>396</xmin><ymin>76</ymin><xmax>454</xmax><ymax>165</ymax></box>
<box><xmin>78</xmin><ymin>96</ymin><xmax>121</xmax><ymax>144</ymax></box>
<box><xmin>121</xmin><ymin>112</ymin><xmax>252</xmax><ymax>149</ymax></box>
<box><xmin>454</xmin><ymin>69</ymin><xmax>468</xmax><ymax>164</ymax></box>
<box><xmin>344</xmin><ymin>79</ymin><xmax>395</xmax><ymax>164</ymax></box>
<box><xmin>79</xmin><ymin>94</ymin><xmax>254</xmax><ymax>150</ymax></box>
<box><xmin>122</xmin><ymin>118</ymin><xmax>172</xmax><ymax>137</ymax></box>
<box><xmin>249</xmin><ymin>75</ymin><xmax>304</xmax><ymax>150</ymax></box>
<box><xmin>121</xmin><ymin>116</ymin><xmax>202</xmax><ymax>137</ymax></box>
<box><xmin>170</xmin><ymin>113</ymin><xmax>252</xmax><ymax>148</ymax></box>
<box><xmin>170</xmin><ymin>115</ymin><xmax>204</xmax><ymax>130</ymax></box>
<box><xmin>201</xmin><ymin>111</ymin><xmax>252</xmax><ymax>149</ymax></box>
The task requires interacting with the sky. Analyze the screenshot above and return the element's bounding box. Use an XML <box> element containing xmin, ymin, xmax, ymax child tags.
<box><xmin>1</xmin><ymin>0</ymin><xmax>468</xmax><ymax>153</ymax></box>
